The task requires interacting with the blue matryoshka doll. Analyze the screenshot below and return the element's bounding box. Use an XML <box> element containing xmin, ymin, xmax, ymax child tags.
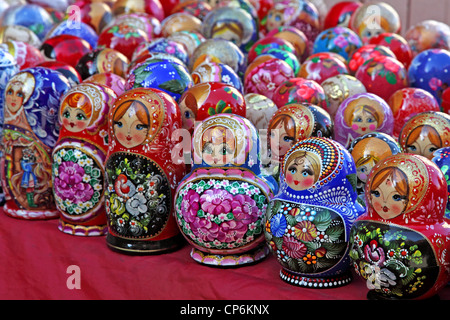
<box><xmin>174</xmin><ymin>113</ymin><xmax>278</xmax><ymax>267</ymax></box>
<box><xmin>265</xmin><ymin>136</ymin><xmax>365</xmax><ymax>287</ymax></box>
<box><xmin>1</xmin><ymin>67</ymin><xmax>71</xmax><ymax>219</ymax></box>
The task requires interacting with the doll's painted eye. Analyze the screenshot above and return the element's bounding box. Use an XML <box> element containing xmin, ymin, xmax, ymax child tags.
<box><xmin>302</xmin><ymin>168</ymin><xmax>313</xmax><ymax>177</ymax></box>
<box><xmin>354</xmin><ymin>117</ymin><xmax>363</xmax><ymax>122</ymax></box>
<box><xmin>288</xmin><ymin>166</ymin><xmax>297</xmax><ymax>175</ymax></box>
<box><xmin>371</xmin><ymin>190</ymin><xmax>380</xmax><ymax>197</ymax></box>
<box><xmin>184</xmin><ymin>111</ymin><xmax>191</xmax><ymax>119</ymax></box>
<box><xmin>406</xmin><ymin>145</ymin><xmax>417</xmax><ymax>152</ymax></box>
<box><xmin>114</xmin><ymin>121</ymin><xmax>123</xmax><ymax>128</ymax></box>
<box><xmin>76</xmin><ymin>112</ymin><xmax>86</xmax><ymax>121</ymax></box>
<box><xmin>392</xmin><ymin>194</ymin><xmax>406</xmax><ymax>202</ymax></box>
<box><xmin>283</xmin><ymin>136</ymin><xmax>294</xmax><ymax>142</ymax></box>
<box><xmin>63</xmin><ymin>111</ymin><xmax>71</xmax><ymax>118</ymax></box>
<box><xmin>136</xmin><ymin>124</ymin><xmax>149</xmax><ymax>131</ymax></box>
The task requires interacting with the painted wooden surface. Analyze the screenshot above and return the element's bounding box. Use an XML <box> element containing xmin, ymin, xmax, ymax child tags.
<box><xmin>321</xmin><ymin>0</ymin><xmax>450</xmax><ymax>34</ymax></box>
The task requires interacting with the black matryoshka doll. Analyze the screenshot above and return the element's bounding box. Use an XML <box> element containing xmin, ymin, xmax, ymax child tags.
<box><xmin>349</xmin><ymin>153</ymin><xmax>450</xmax><ymax>300</ymax></box>
<box><xmin>104</xmin><ymin>87</ymin><xmax>186</xmax><ymax>254</ymax></box>
<box><xmin>265</xmin><ymin>137</ymin><xmax>365</xmax><ymax>287</ymax></box>
<box><xmin>1</xmin><ymin>67</ymin><xmax>71</xmax><ymax>219</ymax></box>
<box><xmin>399</xmin><ymin>111</ymin><xmax>450</xmax><ymax>160</ymax></box>
<box><xmin>174</xmin><ymin>113</ymin><xmax>278</xmax><ymax>266</ymax></box>
<box><xmin>348</xmin><ymin>132</ymin><xmax>401</xmax><ymax>205</ymax></box>
<box><xmin>52</xmin><ymin>82</ymin><xmax>117</xmax><ymax>236</ymax></box>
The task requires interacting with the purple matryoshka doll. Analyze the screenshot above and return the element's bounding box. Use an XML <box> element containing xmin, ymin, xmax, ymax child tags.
<box><xmin>174</xmin><ymin>113</ymin><xmax>278</xmax><ymax>266</ymax></box>
<box><xmin>104</xmin><ymin>87</ymin><xmax>186</xmax><ymax>254</ymax></box>
<box><xmin>265</xmin><ymin>137</ymin><xmax>365</xmax><ymax>287</ymax></box>
<box><xmin>52</xmin><ymin>83</ymin><xmax>117</xmax><ymax>236</ymax></box>
<box><xmin>334</xmin><ymin>92</ymin><xmax>394</xmax><ymax>149</ymax></box>
<box><xmin>349</xmin><ymin>153</ymin><xmax>450</xmax><ymax>300</ymax></box>
<box><xmin>1</xmin><ymin>67</ymin><xmax>71</xmax><ymax>219</ymax></box>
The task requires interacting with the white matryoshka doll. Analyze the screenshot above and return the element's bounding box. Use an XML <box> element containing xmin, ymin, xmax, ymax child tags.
<box><xmin>1</xmin><ymin>67</ymin><xmax>71</xmax><ymax>219</ymax></box>
<box><xmin>52</xmin><ymin>83</ymin><xmax>117</xmax><ymax>236</ymax></box>
<box><xmin>104</xmin><ymin>87</ymin><xmax>187</xmax><ymax>254</ymax></box>
<box><xmin>174</xmin><ymin>113</ymin><xmax>278</xmax><ymax>266</ymax></box>
<box><xmin>265</xmin><ymin>137</ymin><xmax>365</xmax><ymax>288</ymax></box>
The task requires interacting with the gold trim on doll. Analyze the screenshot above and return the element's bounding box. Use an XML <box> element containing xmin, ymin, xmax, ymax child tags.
<box><xmin>111</xmin><ymin>92</ymin><xmax>165</xmax><ymax>148</ymax></box>
<box><xmin>366</xmin><ymin>154</ymin><xmax>429</xmax><ymax>219</ymax></box>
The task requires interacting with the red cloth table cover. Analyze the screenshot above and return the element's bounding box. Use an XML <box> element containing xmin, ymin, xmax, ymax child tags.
<box><xmin>1</xmin><ymin>207</ymin><xmax>449</xmax><ymax>300</ymax></box>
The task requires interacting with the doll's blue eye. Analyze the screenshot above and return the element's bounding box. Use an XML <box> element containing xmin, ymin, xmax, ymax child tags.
<box><xmin>283</xmin><ymin>136</ymin><xmax>294</xmax><ymax>142</ymax></box>
<box><xmin>406</xmin><ymin>145</ymin><xmax>416</xmax><ymax>152</ymax></box>
<box><xmin>290</xmin><ymin>169</ymin><xmax>297</xmax><ymax>174</ymax></box>
<box><xmin>371</xmin><ymin>190</ymin><xmax>380</xmax><ymax>197</ymax></box>
<box><xmin>184</xmin><ymin>111</ymin><xmax>191</xmax><ymax>119</ymax></box>
<box><xmin>392</xmin><ymin>194</ymin><xmax>406</xmax><ymax>202</ymax></box>
<box><xmin>114</xmin><ymin>121</ymin><xmax>123</xmax><ymax>128</ymax></box>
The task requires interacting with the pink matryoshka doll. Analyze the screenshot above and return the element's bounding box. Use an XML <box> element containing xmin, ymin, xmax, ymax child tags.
<box><xmin>177</xmin><ymin>81</ymin><xmax>246</xmax><ymax>135</ymax></box>
<box><xmin>174</xmin><ymin>113</ymin><xmax>278</xmax><ymax>266</ymax></box>
<box><xmin>349</xmin><ymin>153</ymin><xmax>450</xmax><ymax>300</ymax></box>
<box><xmin>398</xmin><ymin>111</ymin><xmax>450</xmax><ymax>160</ymax></box>
<box><xmin>104</xmin><ymin>87</ymin><xmax>186</xmax><ymax>254</ymax></box>
<box><xmin>334</xmin><ymin>92</ymin><xmax>394</xmax><ymax>149</ymax></box>
<box><xmin>52</xmin><ymin>83</ymin><xmax>117</xmax><ymax>236</ymax></box>
<box><xmin>1</xmin><ymin>67</ymin><xmax>71</xmax><ymax>219</ymax></box>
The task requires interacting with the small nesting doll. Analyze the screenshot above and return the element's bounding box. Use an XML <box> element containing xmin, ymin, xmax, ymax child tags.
<box><xmin>334</xmin><ymin>92</ymin><xmax>394</xmax><ymax>149</ymax></box>
<box><xmin>265</xmin><ymin>137</ymin><xmax>365</xmax><ymax>288</ymax></box>
<box><xmin>52</xmin><ymin>83</ymin><xmax>117</xmax><ymax>236</ymax></box>
<box><xmin>348</xmin><ymin>132</ymin><xmax>401</xmax><ymax>205</ymax></box>
<box><xmin>104</xmin><ymin>87</ymin><xmax>186</xmax><ymax>254</ymax></box>
<box><xmin>177</xmin><ymin>82</ymin><xmax>246</xmax><ymax>135</ymax></box>
<box><xmin>174</xmin><ymin>113</ymin><xmax>277</xmax><ymax>266</ymax></box>
<box><xmin>398</xmin><ymin>111</ymin><xmax>450</xmax><ymax>160</ymax></box>
<box><xmin>1</xmin><ymin>67</ymin><xmax>71</xmax><ymax>219</ymax></box>
<box><xmin>349</xmin><ymin>153</ymin><xmax>450</xmax><ymax>300</ymax></box>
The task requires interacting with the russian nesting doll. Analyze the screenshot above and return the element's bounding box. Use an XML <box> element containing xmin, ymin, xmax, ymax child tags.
<box><xmin>52</xmin><ymin>83</ymin><xmax>117</xmax><ymax>236</ymax></box>
<box><xmin>174</xmin><ymin>113</ymin><xmax>277</xmax><ymax>266</ymax></box>
<box><xmin>398</xmin><ymin>111</ymin><xmax>450</xmax><ymax>160</ymax></box>
<box><xmin>334</xmin><ymin>92</ymin><xmax>394</xmax><ymax>149</ymax></box>
<box><xmin>432</xmin><ymin>147</ymin><xmax>450</xmax><ymax>221</ymax></box>
<box><xmin>1</xmin><ymin>67</ymin><xmax>71</xmax><ymax>219</ymax></box>
<box><xmin>349</xmin><ymin>153</ymin><xmax>450</xmax><ymax>300</ymax></box>
<box><xmin>104</xmin><ymin>87</ymin><xmax>186</xmax><ymax>254</ymax></box>
<box><xmin>348</xmin><ymin>132</ymin><xmax>401</xmax><ymax>205</ymax></box>
<box><xmin>265</xmin><ymin>137</ymin><xmax>365</xmax><ymax>288</ymax></box>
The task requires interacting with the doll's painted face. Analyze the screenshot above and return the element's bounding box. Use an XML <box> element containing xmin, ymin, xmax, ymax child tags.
<box><xmin>350</xmin><ymin>106</ymin><xmax>379</xmax><ymax>135</ymax></box>
<box><xmin>60</xmin><ymin>93</ymin><xmax>92</xmax><ymax>133</ymax></box>
<box><xmin>113</xmin><ymin>101</ymin><xmax>150</xmax><ymax>148</ymax></box>
<box><xmin>266</xmin><ymin>10</ymin><xmax>284</xmax><ymax>31</ymax></box>
<box><xmin>356</xmin><ymin>158</ymin><xmax>376</xmax><ymax>183</ymax></box>
<box><xmin>405</xmin><ymin>125</ymin><xmax>442</xmax><ymax>160</ymax></box>
<box><xmin>269</xmin><ymin>114</ymin><xmax>296</xmax><ymax>160</ymax></box>
<box><xmin>369</xmin><ymin>167</ymin><xmax>408</xmax><ymax>219</ymax></box>
<box><xmin>5</xmin><ymin>86</ymin><xmax>25</xmax><ymax>114</ymax></box>
<box><xmin>178</xmin><ymin>93</ymin><xmax>197</xmax><ymax>132</ymax></box>
<box><xmin>201</xmin><ymin>126</ymin><xmax>236</xmax><ymax>166</ymax></box>
<box><xmin>285</xmin><ymin>151</ymin><xmax>321</xmax><ymax>191</ymax></box>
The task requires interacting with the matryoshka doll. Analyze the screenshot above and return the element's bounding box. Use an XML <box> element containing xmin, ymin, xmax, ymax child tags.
<box><xmin>334</xmin><ymin>92</ymin><xmax>394</xmax><ymax>149</ymax></box>
<box><xmin>1</xmin><ymin>67</ymin><xmax>71</xmax><ymax>219</ymax></box>
<box><xmin>265</xmin><ymin>137</ymin><xmax>365</xmax><ymax>287</ymax></box>
<box><xmin>174</xmin><ymin>113</ymin><xmax>277</xmax><ymax>266</ymax></box>
<box><xmin>349</xmin><ymin>153</ymin><xmax>450</xmax><ymax>300</ymax></box>
<box><xmin>52</xmin><ymin>83</ymin><xmax>117</xmax><ymax>236</ymax></box>
<box><xmin>348</xmin><ymin>132</ymin><xmax>401</xmax><ymax>205</ymax></box>
<box><xmin>432</xmin><ymin>147</ymin><xmax>450</xmax><ymax>221</ymax></box>
<box><xmin>177</xmin><ymin>82</ymin><xmax>246</xmax><ymax>135</ymax></box>
<box><xmin>398</xmin><ymin>111</ymin><xmax>450</xmax><ymax>160</ymax></box>
<box><xmin>104</xmin><ymin>87</ymin><xmax>186</xmax><ymax>254</ymax></box>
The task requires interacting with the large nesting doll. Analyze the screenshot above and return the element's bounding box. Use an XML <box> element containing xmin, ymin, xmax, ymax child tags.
<box><xmin>265</xmin><ymin>137</ymin><xmax>365</xmax><ymax>288</ymax></box>
<box><xmin>174</xmin><ymin>113</ymin><xmax>277</xmax><ymax>266</ymax></box>
<box><xmin>348</xmin><ymin>132</ymin><xmax>401</xmax><ymax>205</ymax></box>
<box><xmin>104</xmin><ymin>87</ymin><xmax>186</xmax><ymax>254</ymax></box>
<box><xmin>398</xmin><ymin>111</ymin><xmax>450</xmax><ymax>160</ymax></box>
<box><xmin>349</xmin><ymin>154</ymin><xmax>450</xmax><ymax>300</ymax></box>
<box><xmin>52</xmin><ymin>83</ymin><xmax>117</xmax><ymax>236</ymax></box>
<box><xmin>1</xmin><ymin>67</ymin><xmax>71</xmax><ymax>219</ymax></box>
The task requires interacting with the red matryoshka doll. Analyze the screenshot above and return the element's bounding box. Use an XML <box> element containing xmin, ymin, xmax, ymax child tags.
<box><xmin>398</xmin><ymin>111</ymin><xmax>450</xmax><ymax>160</ymax></box>
<box><xmin>348</xmin><ymin>132</ymin><xmax>401</xmax><ymax>205</ymax></box>
<box><xmin>174</xmin><ymin>113</ymin><xmax>277</xmax><ymax>266</ymax></box>
<box><xmin>267</xmin><ymin>103</ymin><xmax>333</xmax><ymax>173</ymax></box>
<box><xmin>1</xmin><ymin>67</ymin><xmax>71</xmax><ymax>219</ymax></box>
<box><xmin>170</xmin><ymin>0</ymin><xmax>213</xmax><ymax>20</ymax></box>
<box><xmin>41</xmin><ymin>35</ymin><xmax>93</xmax><ymax>68</ymax></box>
<box><xmin>349</xmin><ymin>2</ymin><xmax>401</xmax><ymax>44</ymax></box>
<box><xmin>334</xmin><ymin>92</ymin><xmax>394</xmax><ymax>149</ymax></box>
<box><xmin>321</xmin><ymin>74</ymin><xmax>366</xmax><ymax>120</ymax></box>
<box><xmin>323</xmin><ymin>1</ymin><xmax>362</xmax><ymax>30</ymax></box>
<box><xmin>78</xmin><ymin>1</ymin><xmax>114</xmax><ymax>34</ymax></box>
<box><xmin>349</xmin><ymin>153</ymin><xmax>450</xmax><ymax>300</ymax></box>
<box><xmin>272</xmin><ymin>77</ymin><xmax>328</xmax><ymax>110</ymax></box>
<box><xmin>347</xmin><ymin>44</ymin><xmax>396</xmax><ymax>75</ymax></box>
<box><xmin>355</xmin><ymin>55</ymin><xmax>409</xmax><ymax>102</ymax></box>
<box><xmin>244</xmin><ymin>55</ymin><xmax>295</xmax><ymax>100</ymax></box>
<box><xmin>104</xmin><ymin>87</ymin><xmax>186</xmax><ymax>254</ymax></box>
<box><xmin>369</xmin><ymin>32</ymin><xmax>413</xmax><ymax>69</ymax></box>
<box><xmin>52</xmin><ymin>83</ymin><xmax>117</xmax><ymax>236</ymax></box>
<box><xmin>177</xmin><ymin>82</ymin><xmax>246</xmax><ymax>135</ymax></box>
<box><xmin>298</xmin><ymin>52</ymin><xmax>349</xmax><ymax>85</ymax></box>
<box><xmin>387</xmin><ymin>88</ymin><xmax>440</xmax><ymax>139</ymax></box>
